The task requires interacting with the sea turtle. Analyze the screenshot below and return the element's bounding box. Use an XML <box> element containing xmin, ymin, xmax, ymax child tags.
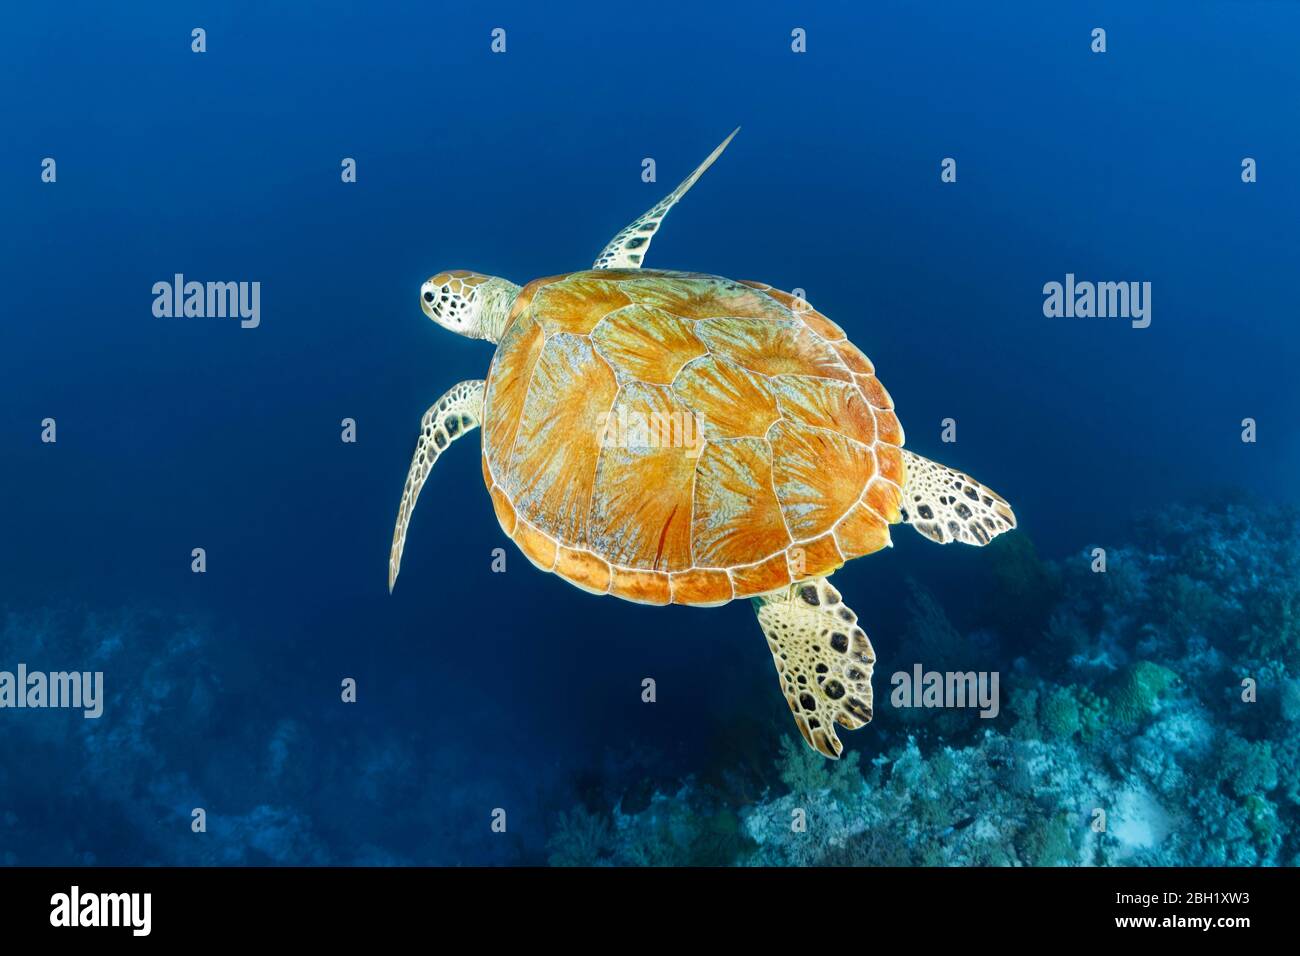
<box><xmin>389</xmin><ymin>129</ymin><xmax>1017</xmax><ymax>758</ymax></box>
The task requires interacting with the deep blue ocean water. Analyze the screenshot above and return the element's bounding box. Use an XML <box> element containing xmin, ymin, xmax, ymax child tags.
<box><xmin>2</xmin><ymin>2</ymin><xmax>1298</xmax><ymax>865</ymax></box>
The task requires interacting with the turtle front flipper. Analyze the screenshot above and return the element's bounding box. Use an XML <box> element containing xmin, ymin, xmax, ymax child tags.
<box><xmin>898</xmin><ymin>449</ymin><xmax>1017</xmax><ymax>546</ymax></box>
<box><xmin>593</xmin><ymin>127</ymin><xmax>739</xmax><ymax>270</ymax></box>
<box><xmin>754</xmin><ymin>578</ymin><xmax>875</xmax><ymax>759</ymax></box>
<box><xmin>389</xmin><ymin>380</ymin><xmax>485</xmax><ymax>592</ymax></box>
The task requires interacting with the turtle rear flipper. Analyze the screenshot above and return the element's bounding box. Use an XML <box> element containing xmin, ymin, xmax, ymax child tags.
<box><xmin>898</xmin><ymin>449</ymin><xmax>1017</xmax><ymax>546</ymax></box>
<box><xmin>754</xmin><ymin>578</ymin><xmax>875</xmax><ymax>759</ymax></box>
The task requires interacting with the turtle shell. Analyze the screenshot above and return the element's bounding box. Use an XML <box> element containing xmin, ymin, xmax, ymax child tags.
<box><xmin>480</xmin><ymin>269</ymin><xmax>905</xmax><ymax>606</ymax></box>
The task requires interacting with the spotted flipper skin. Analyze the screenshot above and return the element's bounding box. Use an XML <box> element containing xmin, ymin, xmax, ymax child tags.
<box><xmin>593</xmin><ymin>127</ymin><xmax>739</xmax><ymax>270</ymax></box>
<box><xmin>389</xmin><ymin>380</ymin><xmax>485</xmax><ymax>592</ymax></box>
<box><xmin>754</xmin><ymin>578</ymin><xmax>875</xmax><ymax>758</ymax></box>
<box><xmin>898</xmin><ymin>449</ymin><xmax>1016</xmax><ymax>546</ymax></box>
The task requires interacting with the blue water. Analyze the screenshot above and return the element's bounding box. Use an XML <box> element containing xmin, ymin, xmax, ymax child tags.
<box><xmin>2</xmin><ymin>2</ymin><xmax>1297</xmax><ymax>865</ymax></box>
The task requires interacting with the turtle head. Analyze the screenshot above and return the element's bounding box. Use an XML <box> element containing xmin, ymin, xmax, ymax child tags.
<box><xmin>421</xmin><ymin>271</ymin><xmax>519</xmax><ymax>344</ymax></box>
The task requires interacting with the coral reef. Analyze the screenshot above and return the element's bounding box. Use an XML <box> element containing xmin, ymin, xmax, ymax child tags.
<box><xmin>0</xmin><ymin>605</ymin><xmax>553</xmax><ymax>865</ymax></box>
<box><xmin>5</xmin><ymin>496</ymin><xmax>1294</xmax><ymax>866</ymax></box>
<box><xmin>547</xmin><ymin>497</ymin><xmax>1300</xmax><ymax>866</ymax></box>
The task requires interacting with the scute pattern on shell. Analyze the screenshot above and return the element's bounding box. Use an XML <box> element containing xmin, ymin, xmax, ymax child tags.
<box><xmin>481</xmin><ymin>270</ymin><xmax>905</xmax><ymax>606</ymax></box>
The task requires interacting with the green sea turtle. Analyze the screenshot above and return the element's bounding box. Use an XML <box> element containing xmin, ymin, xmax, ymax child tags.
<box><xmin>390</xmin><ymin>129</ymin><xmax>1017</xmax><ymax>758</ymax></box>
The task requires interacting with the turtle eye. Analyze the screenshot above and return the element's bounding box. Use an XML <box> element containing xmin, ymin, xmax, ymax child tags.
<box><xmin>423</xmin><ymin>291</ymin><xmax>435</xmax><ymax>304</ymax></box>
